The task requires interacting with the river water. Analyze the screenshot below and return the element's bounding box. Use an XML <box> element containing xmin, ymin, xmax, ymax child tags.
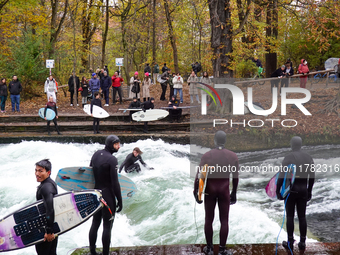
<box><xmin>0</xmin><ymin>140</ymin><xmax>339</xmax><ymax>254</ymax></box>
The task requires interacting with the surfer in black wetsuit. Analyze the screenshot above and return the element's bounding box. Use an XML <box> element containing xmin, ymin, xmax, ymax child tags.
<box><xmin>141</xmin><ymin>97</ymin><xmax>154</xmax><ymax>133</ymax></box>
<box><xmin>91</xmin><ymin>91</ymin><xmax>102</xmax><ymax>134</ymax></box>
<box><xmin>119</xmin><ymin>147</ymin><xmax>154</xmax><ymax>173</ymax></box>
<box><xmin>276</xmin><ymin>136</ymin><xmax>315</xmax><ymax>253</ymax></box>
<box><xmin>168</xmin><ymin>95</ymin><xmax>182</xmax><ymax>123</ymax></box>
<box><xmin>128</xmin><ymin>97</ymin><xmax>141</xmax><ymax>122</ymax></box>
<box><xmin>193</xmin><ymin>131</ymin><xmax>239</xmax><ymax>255</ymax></box>
<box><xmin>45</xmin><ymin>95</ymin><xmax>61</xmax><ymax>135</ymax></box>
<box><xmin>35</xmin><ymin>159</ymin><xmax>58</xmax><ymax>255</ymax></box>
<box><xmin>89</xmin><ymin>135</ymin><xmax>123</xmax><ymax>255</ymax></box>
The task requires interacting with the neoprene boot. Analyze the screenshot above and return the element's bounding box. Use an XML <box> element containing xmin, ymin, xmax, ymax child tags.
<box><xmin>218</xmin><ymin>245</ymin><xmax>233</xmax><ymax>255</ymax></box>
<box><xmin>90</xmin><ymin>245</ymin><xmax>99</xmax><ymax>255</ymax></box>
<box><xmin>47</xmin><ymin>123</ymin><xmax>51</xmax><ymax>135</ymax></box>
<box><xmin>56</xmin><ymin>125</ymin><xmax>61</xmax><ymax>135</ymax></box>
<box><xmin>203</xmin><ymin>244</ymin><xmax>214</xmax><ymax>255</ymax></box>
<box><xmin>282</xmin><ymin>239</ymin><xmax>294</xmax><ymax>252</ymax></box>
<box><xmin>298</xmin><ymin>236</ymin><xmax>306</xmax><ymax>252</ymax></box>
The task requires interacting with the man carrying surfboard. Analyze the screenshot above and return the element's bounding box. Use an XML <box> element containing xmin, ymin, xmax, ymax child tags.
<box><xmin>119</xmin><ymin>147</ymin><xmax>154</xmax><ymax>173</ymax></box>
<box><xmin>89</xmin><ymin>135</ymin><xmax>123</xmax><ymax>255</ymax></box>
<box><xmin>35</xmin><ymin>159</ymin><xmax>58</xmax><ymax>255</ymax></box>
<box><xmin>193</xmin><ymin>130</ymin><xmax>239</xmax><ymax>255</ymax></box>
<box><xmin>91</xmin><ymin>92</ymin><xmax>102</xmax><ymax>134</ymax></box>
<box><xmin>45</xmin><ymin>95</ymin><xmax>61</xmax><ymax>135</ymax></box>
<box><xmin>276</xmin><ymin>136</ymin><xmax>315</xmax><ymax>253</ymax></box>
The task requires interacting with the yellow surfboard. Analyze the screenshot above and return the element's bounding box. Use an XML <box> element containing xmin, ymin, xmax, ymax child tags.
<box><xmin>198</xmin><ymin>164</ymin><xmax>209</xmax><ymax>202</ymax></box>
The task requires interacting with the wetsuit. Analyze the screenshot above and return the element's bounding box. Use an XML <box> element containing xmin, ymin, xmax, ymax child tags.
<box><xmin>128</xmin><ymin>100</ymin><xmax>141</xmax><ymax>122</ymax></box>
<box><xmin>276</xmin><ymin>137</ymin><xmax>315</xmax><ymax>247</ymax></box>
<box><xmin>168</xmin><ymin>98</ymin><xmax>182</xmax><ymax>122</ymax></box>
<box><xmin>141</xmin><ymin>98</ymin><xmax>154</xmax><ymax>132</ymax></box>
<box><xmin>194</xmin><ymin>148</ymin><xmax>239</xmax><ymax>249</ymax></box>
<box><xmin>89</xmin><ymin>143</ymin><xmax>122</xmax><ymax>255</ymax></box>
<box><xmin>91</xmin><ymin>97</ymin><xmax>102</xmax><ymax>133</ymax></box>
<box><xmin>45</xmin><ymin>101</ymin><xmax>60</xmax><ymax>135</ymax></box>
<box><xmin>119</xmin><ymin>153</ymin><xmax>147</xmax><ymax>173</ymax></box>
<box><xmin>35</xmin><ymin>177</ymin><xmax>58</xmax><ymax>255</ymax></box>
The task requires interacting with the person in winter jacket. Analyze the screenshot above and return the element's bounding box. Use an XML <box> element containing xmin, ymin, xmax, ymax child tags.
<box><xmin>129</xmin><ymin>72</ymin><xmax>141</xmax><ymax>100</ymax></box>
<box><xmin>44</xmin><ymin>75</ymin><xmax>57</xmax><ymax>103</ymax></box>
<box><xmin>144</xmin><ymin>63</ymin><xmax>151</xmax><ymax>75</ymax></box>
<box><xmin>270</xmin><ymin>65</ymin><xmax>285</xmax><ymax>94</ymax></box>
<box><xmin>281</xmin><ymin>62</ymin><xmax>294</xmax><ymax>91</ymax></box>
<box><xmin>9</xmin><ymin>75</ymin><xmax>23</xmax><ymax>112</ymax></box>
<box><xmin>0</xmin><ymin>78</ymin><xmax>8</xmax><ymax>113</ymax></box>
<box><xmin>80</xmin><ymin>76</ymin><xmax>89</xmax><ymax>108</ymax></box>
<box><xmin>142</xmin><ymin>72</ymin><xmax>152</xmax><ymax>102</ymax></box>
<box><xmin>111</xmin><ymin>72</ymin><xmax>124</xmax><ymax>104</ymax></box>
<box><xmin>89</xmin><ymin>73</ymin><xmax>101</xmax><ymax>98</ymax></box>
<box><xmin>173</xmin><ymin>73</ymin><xmax>184</xmax><ymax>103</ymax></box>
<box><xmin>187</xmin><ymin>71</ymin><xmax>200</xmax><ymax>103</ymax></box>
<box><xmin>68</xmin><ymin>73</ymin><xmax>80</xmax><ymax>106</ymax></box>
<box><xmin>100</xmin><ymin>71</ymin><xmax>112</xmax><ymax>106</ymax></box>
<box><xmin>298</xmin><ymin>59</ymin><xmax>309</xmax><ymax>88</ymax></box>
<box><xmin>153</xmin><ymin>62</ymin><xmax>160</xmax><ymax>84</ymax></box>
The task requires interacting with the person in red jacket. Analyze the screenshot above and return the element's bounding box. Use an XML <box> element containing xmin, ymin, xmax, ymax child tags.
<box><xmin>298</xmin><ymin>59</ymin><xmax>309</xmax><ymax>88</ymax></box>
<box><xmin>111</xmin><ymin>71</ymin><xmax>124</xmax><ymax>104</ymax></box>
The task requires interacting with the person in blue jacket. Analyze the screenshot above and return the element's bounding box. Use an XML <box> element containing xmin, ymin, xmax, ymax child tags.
<box><xmin>89</xmin><ymin>73</ymin><xmax>101</xmax><ymax>99</ymax></box>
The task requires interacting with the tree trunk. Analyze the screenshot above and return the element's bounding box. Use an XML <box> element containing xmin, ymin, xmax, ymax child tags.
<box><xmin>121</xmin><ymin>19</ymin><xmax>130</xmax><ymax>83</ymax></box>
<box><xmin>152</xmin><ymin>0</ymin><xmax>156</xmax><ymax>67</ymax></box>
<box><xmin>101</xmin><ymin>0</ymin><xmax>109</xmax><ymax>67</ymax></box>
<box><xmin>265</xmin><ymin>0</ymin><xmax>278</xmax><ymax>78</ymax></box>
<box><xmin>71</xmin><ymin>3</ymin><xmax>78</xmax><ymax>106</ymax></box>
<box><xmin>163</xmin><ymin>0</ymin><xmax>179</xmax><ymax>73</ymax></box>
<box><xmin>208</xmin><ymin>0</ymin><xmax>233</xmax><ymax>78</ymax></box>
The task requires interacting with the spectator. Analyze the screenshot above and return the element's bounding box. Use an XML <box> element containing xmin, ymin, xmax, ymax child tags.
<box><xmin>168</xmin><ymin>72</ymin><xmax>175</xmax><ymax>101</ymax></box>
<box><xmin>286</xmin><ymin>58</ymin><xmax>293</xmax><ymax>68</ymax></box>
<box><xmin>201</xmin><ymin>71</ymin><xmax>213</xmax><ymax>104</ymax></box>
<box><xmin>9</xmin><ymin>75</ymin><xmax>23</xmax><ymax>112</ymax></box>
<box><xmin>44</xmin><ymin>75</ymin><xmax>57</xmax><ymax>103</ymax></box>
<box><xmin>144</xmin><ymin>63</ymin><xmax>151</xmax><ymax>75</ymax></box>
<box><xmin>298</xmin><ymin>59</ymin><xmax>309</xmax><ymax>88</ymax></box>
<box><xmin>89</xmin><ymin>73</ymin><xmax>101</xmax><ymax>98</ymax></box>
<box><xmin>162</xmin><ymin>63</ymin><xmax>168</xmax><ymax>73</ymax></box>
<box><xmin>270</xmin><ymin>65</ymin><xmax>285</xmax><ymax>94</ymax></box>
<box><xmin>111</xmin><ymin>71</ymin><xmax>124</xmax><ymax>105</ymax></box>
<box><xmin>0</xmin><ymin>78</ymin><xmax>8</xmax><ymax>113</ymax></box>
<box><xmin>98</xmin><ymin>68</ymin><xmax>105</xmax><ymax>80</ymax></box>
<box><xmin>128</xmin><ymin>97</ymin><xmax>141</xmax><ymax>122</ymax></box>
<box><xmin>153</xmin><ymin>62</ymin><xmax>160</xmax><ymax>84</ymax></box>
<box><xmin>100</xmin><ymin>71</ymin><xmax>112</xmax><ymax>106</ymax></box>
<box><xmin>129</xmin><ymin>72</ymin><xmax>141</xmax><ymax>100</ymax></box>
<box><xmin>252</xmin><ymin>57</ymin><xmax>263</xmax><ymax>68</ymax></box>
<box><xmin>168</xmin><ymin>95</ymin><xmax>182</xmax><ymax>123</ymax></box>
<box><xmin>68</xmin><ymin>72</ymin><xmax>80</xmax><ymax>106</ymax></box>
<box><xmin>173</xmin><ymin>72</ymin><xmax>183</xmax><ymax>103</ymax></box>
<box><xmin>187</xmin><ymin>71</ymin><xmax>200</xmax><ymax>103</ymax></box>
<box><xmin>80</xmin><ymin>76</ymin><xmax>89</xmax><ymax>108</ymax></box>
<box><xmin>160</xmin><ymin>69</ymin><xmax>171</xmax><ymax>101</ymax></box>
<box><xmin>104</xmin><ymin>65</ymin><xmax>109</xmax><ymax>76</ymax></box>
<box><xmin>281</xmin><ymin>62</ymin><xmax>294</xmax><ymax>91</ymax></box>
<box><xmin>142</xmin><ymin>72</ymin><xmax>152</xmax><ymax>102</ymax></box>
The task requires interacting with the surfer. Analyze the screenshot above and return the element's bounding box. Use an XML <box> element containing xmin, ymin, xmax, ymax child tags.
<box><xmin>35</xmin><ymin>159</ymin><xmax>58</xmax><ymax>255</ymax></box>
<box><xmin>168</xmin><ymin>95</ymin><xmax>182</xmax><ymax>123</ymax></box>
<box><xmin>91</xmin><ymin>91</ymin><xmax>102</xmax><ymax>134</ymax></box>
<box><xmin>276</xmin><ymin>136</ymin><xmax>315</xmax><ymax>253</ymax></box>
<box><xmin>127</xmin><ymin>97</ymin><xmax>141</xmax><ymax>122</ymax></box>
<box><xmin>194</xmin><ymin>130</ymin><xmax>239</xmax><ymax>255</ymax></box>
<box><xmin>119</xmin><ymin>147</ymin><xmax>154</xmax><ymax>173</ymax></box>
<box><xmin>141</xmin><ymin>97</ymin><xmax>155</xmax><ymax>133</ymax></box>
<box><xmin>89</xmin><ymin>135</ymin><xmax>123</xmax><ymax>255</ymax></box>
<box><xmin>45</xmin><ymin>95</ymin><xmax>61</xmax><ymax>135</ymax></box>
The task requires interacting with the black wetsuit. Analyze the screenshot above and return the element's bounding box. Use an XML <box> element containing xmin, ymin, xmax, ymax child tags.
<box><xmin>45</xmin><ymin>101</ymin><xmax>60</xmax><ymax>134</ymax></box>
<box><xmin>35</xmin><ymin>177</ymin><xmax>58</xmax><ymax>255</ymax></box>
<box><xmin>194</xmin><ymin>148</ymin><xmax>239</xmax><ymax>248</ymax></box>
<box><xmin>91</xmin><ymin>98</ymin><xmax>102</xmax><ymax>133</ymax></box>
<box><xmin>119</xmin><ymin>153</ymin><xmax>146</xmax><ymax>173</ymax></box>
<box><xmin>141</xmin><ymin>99</ymin><xmax>154</xmax><ymax>132</ymax></box>
<box><xmin>168</xmin><ymin>98</ymin><xmax>182</xmax><ymax>122</ymax></box>
<box><xmin>128</xmin><ymin>100</ymin><xmax>141</xmax><ymax>122</ymax></box>
<box><xmin>276</xmin><ymin>141</ymin><xmax>315</xmax><ymax>245</ymax></box>
<box><xmin>89</xmin><ymin>144</ymin><xmax>122</xmax><ymax>255</ymax></box>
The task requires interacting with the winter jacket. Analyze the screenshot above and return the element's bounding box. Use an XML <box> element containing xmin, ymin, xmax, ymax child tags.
<box><xmin>81</xmin><ymin>81</ymin><xmax>89</xmax><ymax>97</ymax></box>
<box><xmin>271</xmin><ymin>68</ymin><xmax>285</xmax><ymax>78</ymax></box>
<box><xmin>173</xmin><ymin>75</ymin><xmax>183</xmax><ymax>89</ymax></box>
<box><xmin>298</xmin><ymin>59</ymin><xmax>309</xmax><ymax>77</ymax></box>
<box><xmin>111</xmin><ymin>75</ymin><xmax>124</xmax><ymax>88</ymax></box>
<box><xmin>0</xmin><ymin>82</ymin><xmax>8</xmax><ymax>97</ymax></box>
<box><xmin>68</xmin><ymin>75</ymin><xmax>80</xmax><ymax>92</ymax></box>
<box><xmin>144</xmin><ymin>65</ymin><xmax>151</xmax><ymax>74</ymax></box>
<box><xmin>162</xmin><ymin>65</ymin><xmax>168</xmax><ymax>73</ymax></box>
<box><xmin>142</xmin><ymin>78</ymin><xmax>152</xmax><ymax>98</ymax></box>
<box><xmin>160</xmin><ymin>71</ymin><xmax>170</xmax><ymax>84</ymax></box>
<box><xmin>188</xmin><ymin>75</ymin><xmax>199</xmax><ymax>95</ymax></box>
<box><xmin>200</xmin><ymin>77</ymin><xmax>213</xmax><ymax>86</ymax></box>
<box><xmin>153</xmin><ymin>64</ymin><xmax>160</xmax><ymax>74</ymax></box>
<box><xmin>284</xmin><ymin>66</ymin><xmax>294</xmax><ymax>76</ymax></box>
<box><xmin>44</xmin><ymin>78</ymin><xmax>57</xmax><ymax>93</ymax></box>
<box><xmin>9</xmin><ymin>80</ymin><xmax>23</xmax><ymax>95</ymax></box>
<box><xmin>100</xmin><ymin>75</ymin><xmax>112</xmax><ymax>90</ymax></box>
<box><xmin>89</xmin><ymin>77</ymin><xmax>101</xmax><ymax>91</ymax></box>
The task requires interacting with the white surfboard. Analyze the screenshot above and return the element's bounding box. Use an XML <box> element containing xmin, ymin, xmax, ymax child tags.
<box><xmin>83</xmin><ymin>104</ymin><xmax>109</xmax><ymax>118</ymax></box>
<box><xmin>0</xmin><ymin>190</ymin><xmax>103</xmax><ymax>251</ymax></box>
<box><xmin>132</xmin><ymin>109</ymin><xmax>169</xmax><ymax>122</ymax></box>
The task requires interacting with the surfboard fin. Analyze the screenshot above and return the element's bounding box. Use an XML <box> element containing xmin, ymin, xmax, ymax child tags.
<box><xmin>78</xmin><ymin>167</ymin><xmax>86</xmax><ymax>172</ymax></box>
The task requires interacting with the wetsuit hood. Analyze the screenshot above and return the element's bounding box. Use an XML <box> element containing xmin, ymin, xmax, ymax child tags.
<box><xmin>214</xmin><ymin>130</ymin><xmax>226</xmax><ymax>149</ymax></box>
<box><xmin>290</xmin><ymin>136</ymin><xmax>302</xmax><ymax>151</ymax></box>
<box><xmin>105</xmin><ymin>135</ymin><xmax>120</xmax><ymax>154</ymax></box>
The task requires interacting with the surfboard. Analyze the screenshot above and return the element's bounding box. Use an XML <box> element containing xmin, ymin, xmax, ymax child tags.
<box><xmin>83</xmin><ymin>104</ymin><xmax>109</xmax><ymax>118</ymax></box>
<box><xmin>160</xmin><ymin>106</ymin><xmax>197</xmax><ymax>109</ymax></box>
<box><xmin>132</xmin><ymin>109</ymin><xmax>169</xmax><ymax>122</ymax></box>
<box><xmin>198</xmin><ymin>164</ymin><xmax>209</xmax><ymax>202</ymax></box>
<box><xmin>38</xmin><ymin>108</ymin><xmax>56</xmax><ymax>121</ymax></box>
<box><xmin>265</xmin><ymin>164</ymin><xmax>296</xmax><ymax>199</ymax></box>
<box><xmin>55</xmin><ymin>167</ymin><xmax>137</xmax><ymax>200</ymax></box>
<box><xmin>0</xmin><ymin>190</ymin><xmax>103</xmax><ymax>252</ymax></box>
<box><xmin>118</xmin><ymin>108</ymin><xmax>143</xmax><ymax>111</ymax></box>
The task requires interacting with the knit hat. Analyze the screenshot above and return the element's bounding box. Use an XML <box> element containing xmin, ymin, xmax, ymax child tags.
<box><xmin>92</xmin><ymin>73</ymin><xmax>96</xmax><ymax>77</ymax></box>
<box><xmin>145</xmin><ymin>72</ymin><xmax>149</xmax><ymax>77</ymax></box>
<box><xmin>134</xmin><ymin>72</ymin><xmax>138</xmax><ymax>75</ymax></box>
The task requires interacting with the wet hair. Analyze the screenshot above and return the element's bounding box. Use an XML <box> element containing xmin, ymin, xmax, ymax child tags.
<box><xmin>133</xmin><ymin>147</ymin><xmax>142</xmax><ymax>154</ymax></box>
<box><xmin>94</xmin><ymin>91</ymin><xmax>100</xmax><ymax>97</ymax></box>
<box><xmin>36</xmin><ymin>159</ymin><xmax>52</xmax><ymax>172</ymax></box>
